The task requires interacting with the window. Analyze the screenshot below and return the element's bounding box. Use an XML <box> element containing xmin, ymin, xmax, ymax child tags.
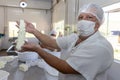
<box><xmin>53</xmin><ymin>20</ymin><xmax>64</xmax><ymax>37</ymax></box>
<box><xmin>101</xmin><ymin>3</ymin><xmax>120</xmax><ymax>60</ymax></box>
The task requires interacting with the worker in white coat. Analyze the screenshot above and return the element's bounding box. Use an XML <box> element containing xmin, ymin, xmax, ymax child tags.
<box><xmin>40</xmin><ymin>29</ymin><xmax>60</xmax><ymax>80</ymax></box>
<box><xmin>17</xmin><ymin>3</ymin><xmax>113</xmax><ymax>80</ymax></box>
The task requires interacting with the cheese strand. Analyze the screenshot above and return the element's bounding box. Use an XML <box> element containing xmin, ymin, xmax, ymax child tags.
<box><xmin>16</xmin><ymin>19</ymin><xmax>26</xmax><ymax>50</ymax></box>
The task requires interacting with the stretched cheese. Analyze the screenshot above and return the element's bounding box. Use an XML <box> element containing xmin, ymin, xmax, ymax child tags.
<box><xmin>19</xmin><ymin>63</ymin><xmax>29</xmax><ymax>72</ymax></box>
<box><xmin>16</xmin><ymin>19</ymin><xmax>26</xmax><ymax>50</ymax></box>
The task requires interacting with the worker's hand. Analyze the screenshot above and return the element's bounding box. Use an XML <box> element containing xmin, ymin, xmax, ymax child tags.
<box><xmin>16</xmin><ymin>20</ymin><xmax>36</xmax><ymax>34</ymax></box>
<box><xmin>20</xmin><ymin>42</ymin><xmax>41</xmax><ymax>52</ymax></box>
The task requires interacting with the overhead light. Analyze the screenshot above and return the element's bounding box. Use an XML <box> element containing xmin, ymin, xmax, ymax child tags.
<box><xmin>19</xmin><ymin>0</ymin><xmax>27</xmax><ymax>8</ymax></box>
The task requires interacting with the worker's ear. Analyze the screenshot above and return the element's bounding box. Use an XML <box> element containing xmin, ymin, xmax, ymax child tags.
<box><xmin>94</xmin><ymin>21</ymin><xmax>100</xmax><ymax>31</ymax></box>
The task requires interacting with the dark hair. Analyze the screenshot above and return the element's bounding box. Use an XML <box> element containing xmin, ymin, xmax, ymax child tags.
<box><xmin>50</xmin><ymin>34</ymin><xmax>56</xmax><ymax>36</ymax></box>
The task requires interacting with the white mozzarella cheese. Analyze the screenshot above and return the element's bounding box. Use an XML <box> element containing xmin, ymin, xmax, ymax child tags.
<box><xmin>19</xmin><ymin>63</ymin><xmax>29</xmax><ymax>72</ymax></box>
<box><xmin>16</xmin><ymin>19</ymin><xmax>26</xmax><ymax>50</ymax></box>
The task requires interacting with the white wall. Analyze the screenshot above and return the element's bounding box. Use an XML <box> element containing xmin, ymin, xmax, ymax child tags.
<box><xmin>0</xmin><ymin>7</ymin><xmax>5</xmax><ymax>50</ymax></box>
<box><xmin>52</xmin><ymin>0</ymin><xmax>65</xmax><ymax>23</ymax></box>
<box><xmin>52</xmin><ymin>0</ymin><xmax>65</xmax><ymax>36</ymax></box>
<box><xmin>0</xmin><ymin>7</ymin><xmax>4</xmax><ymax>33</ymax></box>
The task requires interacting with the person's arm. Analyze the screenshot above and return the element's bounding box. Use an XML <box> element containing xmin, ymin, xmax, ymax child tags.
<box><xmin>37</xmin><ymin>48</ymin><xmax>79</xmax><ymax>74</ymax></box>
<box><xmin>32</xmin><ymin>29</ymin><xmax>60</xmax><ymax>50</ymax></box>
<box><xmin>21</xmin><ymin>43</ymin><xmax>79</xmax><ymax>74</ymax></box>
<box><xmin>40</xmin><ymin>43</ymin><xmax>58</xmax><ymax>51</ymax></box>
<box><xmin>16</xmin><ymin>21</ymin><xmax>60</xmax><ymax>50</ymax></box>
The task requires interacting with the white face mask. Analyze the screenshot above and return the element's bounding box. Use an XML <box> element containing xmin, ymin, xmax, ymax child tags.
<box><xmin>77</xmin><ymin>20</ymin><xmax>95</xmax><ymax>36</ymax></box>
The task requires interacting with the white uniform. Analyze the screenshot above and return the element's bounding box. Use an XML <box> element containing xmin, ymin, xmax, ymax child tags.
<box><xmin>56</xmin><ymin>31</ymin><xmax>113</xmax><ymax>80</ymax></box>
<box><xmin>42</xmin><ymin>49</ymin><xmax>61</xmax><ymax>80</ymax></box>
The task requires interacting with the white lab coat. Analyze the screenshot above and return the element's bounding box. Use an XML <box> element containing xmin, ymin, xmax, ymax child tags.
<box><xmin>42</xmin><ymin>49</ymin><xmax>61</xmax><ymax>80</ymax></box>
<box><xmin>56</xmin><ymin>31</ymin><xmax>113</xmax><ymax>80</ymax></box>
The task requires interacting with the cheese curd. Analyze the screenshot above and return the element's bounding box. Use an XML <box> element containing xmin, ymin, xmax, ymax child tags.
<box><xmin>19</xmin><ymin>63</ymin><xmax>29</xmax><ymax>72</ymax></box>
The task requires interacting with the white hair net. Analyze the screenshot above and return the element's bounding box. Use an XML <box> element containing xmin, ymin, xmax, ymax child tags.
<box><xmin>78</xmin><ymin>3</ymin><xmax>104</xmax><ymax>24</ymax></box>
<box><xmin>49</xmin><ymin>29</ymin><xmax>57</xmax><ymax>36</ymax></box>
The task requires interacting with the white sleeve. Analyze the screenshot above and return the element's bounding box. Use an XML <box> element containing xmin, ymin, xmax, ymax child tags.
<box><xmin>66</xmin><ymin>44</ymin><xmax>113</xmax><ymax>80</ymax></box>
<box><xmin>56</xmin><ymin>33</ymin><xmax>78</xmax><ymax>49</ymax></box>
